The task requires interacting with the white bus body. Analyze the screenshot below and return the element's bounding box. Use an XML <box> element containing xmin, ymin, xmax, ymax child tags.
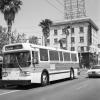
<box><xmin>0</xmin><ymin>43</ymin><xmax>79</xmax><ymax>86</ymax></box>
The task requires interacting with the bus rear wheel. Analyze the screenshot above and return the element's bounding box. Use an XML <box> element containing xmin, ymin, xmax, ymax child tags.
<box><xmin>41</xmin><ymin>72</ymin><xmax>49</xmax><ymax>86</ymax></box>
<box><xmin>70</xmin><ymin>68</ymin><xmax>74</xmax><ymax>80</ymax></box>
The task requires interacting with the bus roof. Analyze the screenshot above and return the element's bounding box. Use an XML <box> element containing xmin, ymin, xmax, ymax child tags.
<box><xmin>2</xmin><ymin>43</ymin><xmax>78</xmax><ymax>53</ymax></box>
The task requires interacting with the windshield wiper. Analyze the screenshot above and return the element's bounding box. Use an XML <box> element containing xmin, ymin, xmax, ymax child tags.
<box><xmin>15</xmin><ymin>56</ymin><xmax>24</xmax><ymax>73</ymax></box>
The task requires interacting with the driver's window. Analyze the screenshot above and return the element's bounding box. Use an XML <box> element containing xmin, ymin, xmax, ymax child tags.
<box><xmin>32</xmin><ymin>51</ymin><xmax>38</xmax><ymax>64</ymax></box>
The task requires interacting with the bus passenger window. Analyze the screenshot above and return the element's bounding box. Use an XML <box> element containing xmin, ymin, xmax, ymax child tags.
<box><xmin>71</xmin><ymin>54</ymin><xmax>77</xmax><ymax>61</ymax></box>
<box><xmin>63</xmin><ymin>52</ymin><xmax>71</xmax><ymax>61</ymax></box>
<box><xmin>32</xmin><ymin>51</ymin><xmax>39</xmax><ymax>64</ymax></box>
<box><xmin>49</xmin><ymin>50</ymin><xmax>59</xmax><ymax>61</ymax></box>
<box><xmin>40</xmin><ymin>49</ymin><xmax>48</xmax><ymax>61</ymax></box>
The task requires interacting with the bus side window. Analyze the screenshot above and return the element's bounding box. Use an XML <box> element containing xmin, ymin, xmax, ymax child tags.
<box><xmin>32</xmin><ymin>51</ymin><xmax>39</xmax><ymax>64</ymax></box>
<box><xmin>71</xmin><ymin>53</ymin><xmax>77</xmax><ymax>61</ymax></box>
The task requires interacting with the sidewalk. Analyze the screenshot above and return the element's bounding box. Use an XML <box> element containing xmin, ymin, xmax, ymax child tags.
<box><xmin>78</xmin><ymin>68</ymin><xmax>88</xmax><ymax>78</ymax></box>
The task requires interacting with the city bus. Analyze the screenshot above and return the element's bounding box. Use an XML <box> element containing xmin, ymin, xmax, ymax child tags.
<box><xmin>0</xmin><ymin>43</ymin><xmax>79</xmax><ymax>86</ymax></box>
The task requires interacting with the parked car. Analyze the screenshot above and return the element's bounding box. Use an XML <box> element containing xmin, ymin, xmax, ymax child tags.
<box><xmin>87</xmin><ymin>65</ymin><xmax>100</xmax><ymax>78</ymax></box>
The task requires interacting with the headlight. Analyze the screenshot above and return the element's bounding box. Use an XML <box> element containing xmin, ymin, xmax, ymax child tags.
<box><xmin>20</xmin><ymin>71</ymin><xmax>30</xmax><ymax>76</ymax></box>
<box><xmin>2</xmin><ymin>72</ymin><xmax>8</xmax><ymax>77</ymax></box>
<box><xmin>24</xmin><ymin>71</ymin><xmax>30</xmax><ymax>76</ymax></box>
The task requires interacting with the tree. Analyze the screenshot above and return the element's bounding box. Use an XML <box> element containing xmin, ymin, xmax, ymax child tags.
<box><xmin>11</xmin><ymin>32</ymin><xmax>26</xmax><ymax>43</ymax></box>
<box><xmin>65</xmin><ymin>26</ymin><xmax>70</xmax><ymax>49</ymax></box>
<box><xmin>39</xmin><ymin>19</ymin><xmax>52</xmax><ymax>46</ymax></box>
<box><xmin>59</xmin><ymin>38</ymin><xmax>65</xmax><ymax>49</ymax></box>
<box><xmin>63</xmin><ymin>26</ymin><xmax>70</xmax><ymax>50</ymax></box>
<box><xmin>59</xmin><ymin>26</ymin><xmax>70</xmax><ymax>50</ymax></box>
<box><xmin>0</xmin><ymin>26</ymin><xmax>8</xmax><ymax>51</ymax></box>
<box><xmin>0</xmin><ymin>0</ymin><xmax>22</xmax><ymax>44</ymax></box>
<box><xmin>29</xmin><ymin>35</ymin><xmax>38</xmax><ymax>44</ymax></box>
<box><xmin>0</xmin><ymin>26</ymin><xmax>27</xmax><ymax>52</ymax></box>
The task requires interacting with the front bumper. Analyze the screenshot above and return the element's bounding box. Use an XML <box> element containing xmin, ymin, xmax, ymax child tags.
<box><xmin>0</xmin><ymin>80</ymin><xmax>31</xmax><ymax>85</ymax></box>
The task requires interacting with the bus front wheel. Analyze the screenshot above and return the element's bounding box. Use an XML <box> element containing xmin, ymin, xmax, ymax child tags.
<box><xmin>41</xmin><ymin>72</ymin><xmax>49</xmax><ymax>86</ymax></box>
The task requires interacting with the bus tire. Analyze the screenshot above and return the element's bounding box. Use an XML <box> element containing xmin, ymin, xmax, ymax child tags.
<box><xmin>70</xmin><ymin>68</ymin><xmax>74</xmax><ymax>80</ymax></box>
<box><xmin>41</xmin><ymin>71</ymin><xmax>49</xmax><ymax>86</ymax></box>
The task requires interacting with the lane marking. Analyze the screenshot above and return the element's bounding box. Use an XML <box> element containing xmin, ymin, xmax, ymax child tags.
<box><xmin>0</xmin><ymin>90</ymin><xmax>20</xmax><ymax>96</ymax></box>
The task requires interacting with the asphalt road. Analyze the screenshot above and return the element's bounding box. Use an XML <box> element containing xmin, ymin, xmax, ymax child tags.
<box><xmin>0</xmin><ymin>70</ymin><xmax>100</xmax><ymax>100</ymax></box>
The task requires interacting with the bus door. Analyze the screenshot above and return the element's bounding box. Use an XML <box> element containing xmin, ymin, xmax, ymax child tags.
<box><xmin>32</xmin><ymin>51</ymin><xmax>39</xmax><ymax>69</ymax></box>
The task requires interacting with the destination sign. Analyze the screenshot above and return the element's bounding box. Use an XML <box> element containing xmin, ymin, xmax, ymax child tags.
<box><xmin>5</xmin><ymin>45</ymin><xmax>23</xmax><ymax>51</ymax></box>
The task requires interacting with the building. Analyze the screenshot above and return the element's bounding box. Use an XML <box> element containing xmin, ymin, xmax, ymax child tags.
<box><xmin>64</xmin><ymin>0</ymin><xmax>86</xmax><ymax>20</ymax></box>
<box><xmin>47</xmin><ymin>17</ymin><xmax>99</xmax><ymax>68</ymax></box>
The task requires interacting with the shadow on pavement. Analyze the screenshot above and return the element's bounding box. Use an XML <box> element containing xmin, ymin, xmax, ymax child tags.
<box><xmin>0</xmin><ymin>78</ymin><xmax>75</xmax><ymax>90</ymax></box>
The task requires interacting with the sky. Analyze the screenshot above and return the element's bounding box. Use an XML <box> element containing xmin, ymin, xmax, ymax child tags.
<box><xmin>0</xmin><ymin>0</ymin><xmax>100</xmax><ymax>39</ymax></box>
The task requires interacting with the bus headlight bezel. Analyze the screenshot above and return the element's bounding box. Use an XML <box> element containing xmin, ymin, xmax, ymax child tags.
<box><xmin>20</xmin><ymin>71</ymin><xmax>30</xmax><ymax>76</ymax></box>
<box><xmin>2</xmin><ymin>72</ymin><xmax>8</xmax><ymax>77</ymax></box>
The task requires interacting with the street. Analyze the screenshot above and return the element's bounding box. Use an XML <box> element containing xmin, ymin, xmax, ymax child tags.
<box><xmin>0</xmin><ymin>70</ymin><xmax>100</xmax><ymax>100</ymax></box>
<box><xmin>0</xmin><ymin>0</ymin><xmax>99</xmax><ymax>100</ymax></box>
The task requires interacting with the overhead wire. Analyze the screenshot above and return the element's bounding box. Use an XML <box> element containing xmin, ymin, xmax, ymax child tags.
<box><xmin>45</xmin><ymin>0</ymin><xmax>64</xmax><ymax>14</ymax></box>
<box><xmin>55</xmin><ymin>0</ymin><xmax>64</xmax><ymax>6</ymax></box>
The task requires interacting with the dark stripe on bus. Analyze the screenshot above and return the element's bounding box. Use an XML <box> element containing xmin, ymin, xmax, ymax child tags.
<box><xmin>49</xmin><ymin>70</ymin><xmax>70</xmax><ymax>75</ymax></box>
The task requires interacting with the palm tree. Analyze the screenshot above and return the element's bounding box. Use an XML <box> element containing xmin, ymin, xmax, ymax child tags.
<box><xmin>64</xmin><ymin>25</ymin><xmax>70</xmax><ymax>49</ymax></box>
<box><xmin>29</xmin><ymin>35</ymin><xmax>38</xmax><ymax>44</ymax></box>
<box><xmin>0</xmin><ymin>0</ymin><xmax>22</xmax><ymax>44</ymax></box>
<box><xmin>59</xmin><ymin>38</ymin><xmax>65</xmax><ymax>49</ymax></box>
<box><xmin>39</xmin><ymin>19</ymin><xmax>52</xmax><ymax>46</ymax></box>
<box><xmin>59</xmin><ymin>25</ymin><xmax>70</xmax><ymax>50</ymax></box>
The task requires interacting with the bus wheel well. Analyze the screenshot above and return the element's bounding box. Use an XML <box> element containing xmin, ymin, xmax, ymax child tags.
<box><xmin>70</xmin><ymin>67</ymin><xmax>75</xmax><ymax>79</ymax></box>
<box><xmin>42</xmin><ymin>69</ymin><xmax>49</xmax><ymax>76</ymax></box>
<box><xmin>41</xmin><ymin>69</ymin><xmax>49</xmax><ymax>86</ymax></box>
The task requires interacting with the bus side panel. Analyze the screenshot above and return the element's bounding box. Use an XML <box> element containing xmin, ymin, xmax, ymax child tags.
<box><xmin>55</xmin><ymin>62</ymin><xmax>79</xmax><ymax>77</ymax></box>
<box><xmin>49</xmin><ymin>62</ymin><xmax>79</xmax><ymax>81</ymax></box>
<box><xmin>33</xmin><ymin>62</ymin><xmax>50</xmax><ymax>72</ymax></box>
<box><xmin>31</xmin><ymin>73</ymin><xmax>41</xmax><ymax>83</ymax></box>
<box><xmin>31</xmin><ymin>62</ymin><xmax>50</xmax><ymax>83</ymax></box>
<box><xmin>55</xmin><ymin>63</ymin><xmax>79</xmax><ymax>70</ymax></box>
<box><xmin>31</xmin><ymin>62</ymin><xmax>79</xmax><ymax>83</ymax></box>
<box><xmin>49</xmin><ymin>70</ymin><xmax>70</xmax><ymax>81</ymax></box>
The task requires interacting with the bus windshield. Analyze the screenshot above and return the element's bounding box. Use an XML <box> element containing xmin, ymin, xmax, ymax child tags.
<box><xmin>3</xmin><ymin>51</ymin><xmax>31</xmax><ymax>68</ymax></box>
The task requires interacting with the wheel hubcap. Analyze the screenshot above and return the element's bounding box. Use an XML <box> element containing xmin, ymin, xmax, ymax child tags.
<box><xmin>43</xmin><ymin>74</ymin><xmax>47</xmax><ymax>84</ymax></box>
